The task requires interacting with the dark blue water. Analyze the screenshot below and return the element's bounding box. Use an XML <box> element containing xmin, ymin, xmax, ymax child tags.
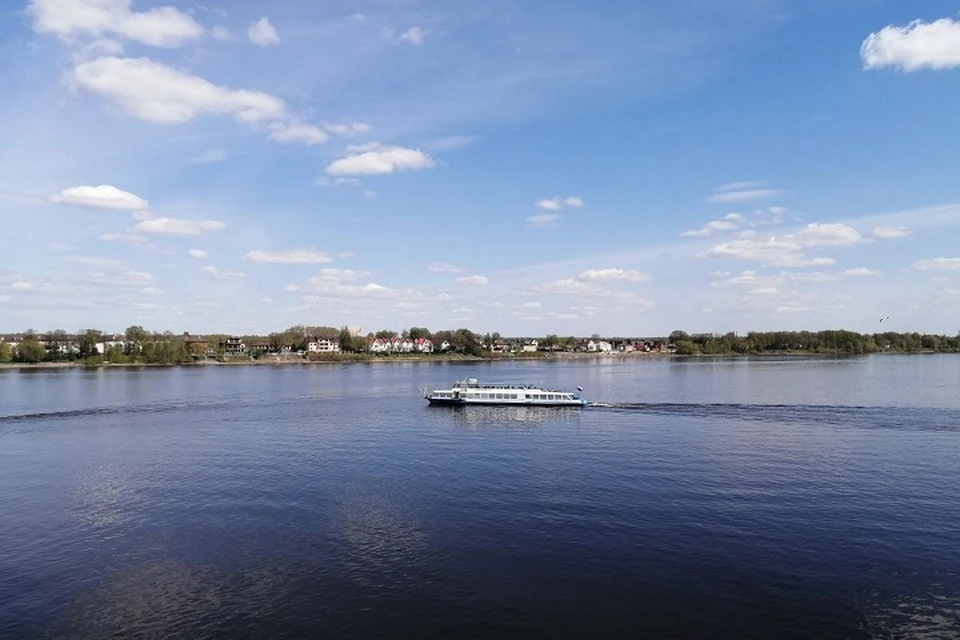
<box><xmin>1</xmin><ymin>356</ymin><xmax>959</xmax><ymax>639</ymax></box>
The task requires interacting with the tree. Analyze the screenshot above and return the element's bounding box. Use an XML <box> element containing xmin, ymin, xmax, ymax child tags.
<box><xmin>338</xmin><ymin>327</ymin><xmax>355</xmax><ymax>352</ymax></box>
<box><xmin>78</xmin><ymin>330</ymin><xmax>103</xmax><ymax>360</ymax></box>
<box><xmin>16</xmin><ymin>338</ymin><xmax>45</xmax><ymax>363</ymax></box>
<box><xmin>0</xmin><ymin>342</ymin><xmax>11</xmax><ymax>363</ymax></box>
<box><xmin>125</xmin><ymin>325</ymin><xmax>148</xmax><ymax>357</ymax></box>
<box><xmin>408</xmin><ymin>326</ymin><xmax>431</xmax><ymax>340</ymax></box>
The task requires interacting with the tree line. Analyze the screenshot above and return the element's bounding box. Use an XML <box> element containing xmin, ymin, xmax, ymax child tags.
<box><xmin>668</xmin><ymin>330</ymin><xmax>960</xmax><ymax>355</ymax></box>
<box><xmin>3</xmin><ymin>325</ymin><xmax>959</xmax><ymax>365</ymax></box>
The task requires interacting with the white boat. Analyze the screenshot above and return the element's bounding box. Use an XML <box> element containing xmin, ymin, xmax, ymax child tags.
<box><xmin>422</xmin><ymin>378</ymin><xmax>587</xmax><ymax>407</ymax></box>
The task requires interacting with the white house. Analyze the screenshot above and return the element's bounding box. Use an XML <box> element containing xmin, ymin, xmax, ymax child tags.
<box><xmin>587</xmin><ymin>340</ymin><xmax>613</xmax><ymax>353</ymax></box>
<box><xmin>521</xmin><ymin>340</ymin><xmax>539</xmax><ymax>353</ymax></box>
<box><xmin>307</xmin><ymin>337</ymin><xmax>341</xmax><ymax>353</ymax></box>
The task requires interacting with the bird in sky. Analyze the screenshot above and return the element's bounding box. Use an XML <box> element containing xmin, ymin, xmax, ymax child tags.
<box><xmin>880</xmin><ymin>316</ymin><xmax>891</xmax><ymax>323</ymax></box>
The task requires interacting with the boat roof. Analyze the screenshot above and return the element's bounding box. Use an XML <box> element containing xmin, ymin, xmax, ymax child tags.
<box><xmin>450</xmin><ymin>378</ymin><xmax>575</xmax><ymax>392</ymax></box>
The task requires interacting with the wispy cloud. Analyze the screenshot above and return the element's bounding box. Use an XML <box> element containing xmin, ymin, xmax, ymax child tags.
<box><xmin>708</xmin><ymin>189</ymin><xmax>783</xmax><ymax>204</ymax></box>
<box><xmin>244</xmin><ymin>249</ymin><xmax>333</xmax><ymax>264</ymax></box>
<box><xmin>248</xmin><ymin>17</ymin><xmax>280</xmax><ymax>47</ymax></box>
<box><xmin>526</xmin><ymin>213</ymin><xmax>560</xmax><ymax>228</ymax></box>
<box><xmin>189</xmin><ymin>149</ymin><xmax>228</xmax><ymax>164</ymax></box>
<box><xmin>536</xmin><ymin>196</ymin><xmax>585</xmax><ymax>210</ymax></box>
<box><xmin>911</xmin><ymin>257</ymin><xmax>960</xmax><ymax>271</ymax></box>
<box><xmin>427</xmin><ymin>262</ymin><xmax>463</xmax><ymax>273</ymax></box>
<box><xmin>203</xmin><ymin>266</ymin><xmax>245</xmax><ymax>281</ymax></box>
<box><xmin>874</xmin><ymin>225</ymin><xmax>912</xmax><ymax>239</ymax></box>
<box><xmin>399</xmin><ymin>26</ymin><xmax>429</xmax><ymax>45</ymax></box>
<box><xmin>132</xmin><ymin>217</ymin><xmax>226</xmax><ymax>236</ymax></box>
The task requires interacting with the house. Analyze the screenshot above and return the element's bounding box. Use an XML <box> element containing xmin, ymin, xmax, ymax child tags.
<box><xmin>492</xmin><ymin>340</ymin><xmax>511</xmax><ymax>353</ymax></box>
<box><xmin>307</xmin><ymin>337</ymin><xmax>340</xmax><ymax>353</ymax></box>
<box><xmin>521</xmin><ymin>340</ymin><xmax>539</xmax><ymax>353</ymax></box>
<box><xmin>414</xmin><ymin>338</ymin><xmax>434</xmax><ymax>353</ymax></box>
<box><xmin>587</xmin><ymin>340</ymin><xmax>613</xmax><ymax>353</ymax></box>
<box><xmin>220</xmin><ymin>337</ymin><xmax>247</xmax><ymax>356</ymax></box>
<box><xmin>182</xmin><ymin>332</ymin><xmax>208</xmax><ymax>358</ymax></box>
<box><xmin>96</xmin><ymin>334</ymin><xmax>126</xmax><ymax>355</ymax></box>
<box><xmin>368</xmin><ymin>338</ymin><xmax>392</xmax><ymax>353</ymax></box>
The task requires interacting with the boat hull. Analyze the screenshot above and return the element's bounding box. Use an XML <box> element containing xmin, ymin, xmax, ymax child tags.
<box><xmin>427</xmin><ymin>397</ymin><xmax>587</xmax><ymax>408</ymax></box>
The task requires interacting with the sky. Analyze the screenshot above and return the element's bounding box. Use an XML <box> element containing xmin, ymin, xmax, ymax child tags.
<box><xmin>2</xmin><ymin>0</ymin><xmax>960</xmax><ymax>337</ymax></box>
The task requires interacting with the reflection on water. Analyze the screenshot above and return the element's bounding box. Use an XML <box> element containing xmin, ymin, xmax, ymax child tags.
<box><xmin>445</xmin><ymin>404</ymin><xmax>585</xmax><ymax>428</ymax></box>
<box><xmin>862</xmin><ymin>591</ymin><xmax>960</xmax><ymax>639</ymax></box>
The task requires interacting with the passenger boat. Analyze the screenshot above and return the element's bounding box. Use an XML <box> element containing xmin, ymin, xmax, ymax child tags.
<box><xmin>422</xmin><ymin>378</ymin><xmax>588</xmax><ymax>407</ymax></box>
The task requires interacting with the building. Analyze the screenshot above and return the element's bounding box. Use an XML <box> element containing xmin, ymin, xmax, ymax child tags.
<box><xmin>182</xmin><ymin>332</ymin><xmax>208</xmax><ymax>358</ymax></box>
<box><xmin>307</xmin><ymin>337</ymin><xmax>341</xmax><ymax>353</ymax></box>
<box><xmin>220</xmin><ymin>337</ymin><xmax>247</xmax><ymax>356</ymax></box>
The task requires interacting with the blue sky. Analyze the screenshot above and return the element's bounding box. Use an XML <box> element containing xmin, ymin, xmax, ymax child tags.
<box><xmin>2</xmin><ymin>0</ymin><xmax>960</xmax><ymax>337</ymax></box>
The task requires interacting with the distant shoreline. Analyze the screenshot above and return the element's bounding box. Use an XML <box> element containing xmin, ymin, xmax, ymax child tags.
<box><xmin>0</xmin><ymin>350</ymin><xmax>946</xmax><ymax>370</ymax></box>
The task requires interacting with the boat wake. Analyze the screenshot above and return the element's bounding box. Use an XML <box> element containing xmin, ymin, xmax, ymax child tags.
<box><xmin>586</xmin><ymin>401</ymin><xmax>960</xmax><ymax>431</ymax></box>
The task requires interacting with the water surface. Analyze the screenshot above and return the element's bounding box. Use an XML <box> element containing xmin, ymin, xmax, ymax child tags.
<box><xmin>1</xmin><ymin>356</ymin><xmax>958</xmax><ymax>638</ymax></box>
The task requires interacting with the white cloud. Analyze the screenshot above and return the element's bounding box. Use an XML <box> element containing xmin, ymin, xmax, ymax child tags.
<box><xmin>861</xmin><ymin>18</ymin><xmax>960</xmax><ymax>72</ymax></box>
<box><xmin>72</xmin><ymin>56</ymin><xmax>287</xmax><ymax>125</ymax></box>
<box><xmin>911</xmin><ymin>257</ymin><xmax>960</xmax><ymax>271</ymax></box>
<box><xmin>791</xmin><ymin>223</ymin><xmax>862</xmax><ymax>247</ymax></box>
<box><xmin>28</xmin><ymin>0</ymin><xmax>203</xmax><ymax>48</ymax></box>
<box><xmin>520</xmin><ymin>301</ymin><xmax>541</xmax><ymax>309</ymax></box>
<box><xmin>189</xmin><ymin>149</ymin><xmax>227</xmax><ymax>164</ymax></box>
<box><xmin>99</xmin><ymin>231</ymin><xmax>147</xmax><ymax>245</ymax></box>
<box><xmin>427</xmin><ymin>262</ymin><xmax>463</xmax><ymax>273</ymax></box>
<box><xmin>708</xmin><ymin>189</ymin><xmax>783</xmax><ymax>204</ymax></box>
<box><xmin>526</xmin><ymin>213</ymin><xmax>559</xmax><ymax>228</ymax></box>
<box><xmin>536</xmin><ymin>196</ymin><xmax>585</xmax><ymax>210</ymax></box>
<box><xmin>248</xmin><ymin>17</ymin><xmax>280</xmax><ymax>47</ymax></box>
<box><xmin>88</xmin><ymin>270</ymin><xmax>155</xmax><ymax>286</ymax></box>
<box><xmin>682</xmin><ymin>219</ymin><xmax>739</xmax><ymax>237</ymax></box>
<box><xmin>244</xmin><ymin>249</ymin><xmax>333</xmax><ymax>264</ymax></box>
<box><xmin>325</xmin><ymin>122</ymin><xmax>372</xmax><ymax>136</ymax></box>
<box><xmin>325</xmin><ymin>144</ymin><xmax>434</xmax><ymax>176</ymax></box>
<box><xmin>363</xmin><ymin>190</ymin><xmax>377</xmax><ymax>199</ymax></box>
<box><xmin>874</xmin><ymin>225</ymin><xmax>913</xmax><ymax>239</ymax></box>
<box><xmin>578</xmin><ymin>268</ymin><xmax>652</xmax><ymax>282</ymax></box>
<box><xmin>536</xmin><ymin>199</ymin><xmax>563</xmax><ymax>211</ymax></box>
<box><xmin>203</xmin><ymin>266</ymin><xmax>244</xmax><ymax>281</ymax></box>
<box><xmin>399</xmin><ymin>26</ymin><xmax>429</xmax><ymax>45</ymax></box>
<box><xmin>188</xmin><ymin>249</ymin><xmax>207</xmax><ymax>259</ymax></box>
<box><xmin>132</xmin><ymin>217</ymin><xmax>225</xmax><ymax>236</ymax></box>
<box><xmin>307</xmin><ymin>268</ymin><xmax>371</xmax><ymax>284</ymax></box>
<box><xmin>49</xmin><ymin>184</ymin><xmax>148</xmax><ymax>211</ymax></box>
<box><xmin>456</xmin><ymin>275</ymin><xmax>489</xmax><ymax>286</ymax></box>
<box><xmin>703</xmin><ymin>235</ymin><xmax>835</xmax><ymax>268</ymax></box>
<box><xmin>844</xmin><ymin>267</ymin><xmax>880</xmax><ymax>277</ymax></box>
<box><xmin>267</xmin><ymin>121</ymin><xmax>329</xmax><ymax>145</ymax></box>
<box><xmin>212</xmin><ymin>25</ymin><xmax>230</xmax><ymax>41</ymax></box>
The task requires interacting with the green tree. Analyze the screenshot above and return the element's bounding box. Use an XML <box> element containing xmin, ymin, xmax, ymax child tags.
<box><xmin>408</xmin><ymin>326</ymin><xmax>431</xmax><ymax>340</ymax></box>
<box><xmin>16</xmin><ymin>338</ymin><xmax>45</xmax><ymax>363</ymax></box>
<box><xmin>0</xmin><ymin>342</ymin><xmax>11</xmax><ymax>363</ymax></box>
<box><xmin>78</xmin><ymin>329</ymin><xmax>103</xmax><ymax>360</ymax></box>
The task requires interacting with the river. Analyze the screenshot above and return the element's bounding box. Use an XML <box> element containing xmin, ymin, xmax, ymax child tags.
<box><xmin>1</xmin><ymin>356</ymin><xmax>958</xmax><ymax>638</ymax></box>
